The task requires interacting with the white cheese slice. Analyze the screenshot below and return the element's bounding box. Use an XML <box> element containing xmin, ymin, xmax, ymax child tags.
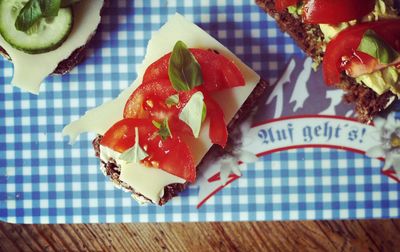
<box><xmin>119</xmin><ymin>163</ymin><xmax>186</xmax><ymax>204</ymax></box>
<box><xmin>63</xmin><ymin>13</ymin><xmax>260</xmax><ymax>202</ymax></box>
<box><xmin>100</xmin><ymin>145</ymin><xmax>185</xmax><ymax>204</ymax></box>
<box><xmin>0</xmin><ymin>0</ymin><xmax>104</xmax><ymax>94</ymax></box>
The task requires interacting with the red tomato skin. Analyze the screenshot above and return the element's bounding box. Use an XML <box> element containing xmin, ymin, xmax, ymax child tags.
<box><xmin>275</xmin><ymin>0</ymin><xmax>299</xmax><ymax>11</ymax></box>
<box><xmin>100</xmin><ymin>118</ymin><xmax>196</xmax><ymax>182</ymax></box>
<box><xmin>303</xmin><ymin>0</ymin><xmax>375</xmax><ymax>24</ymax></box>
<box><xmin>123</xmin><ymin>79</ymin><xmax>176</xmax><ymax>119</ymax></box>
<box><xmin>100</xmin><ymin>119</ymin><xmax>155</xmax><ymax>153</ymax></box>
<box><xmin>204</xmin><ymin>95</ymin><xmax>228</xmax><ymax>148</ymax></box>
<box><xmin>143</xmin><ymin>53</ymin><xmax>170</xmax><ymax>83</ymax></box>
<box><xmin>153</xmin><ymin>136</ymin><xmax>196</xmax><ymax>183</ymax></box>
<box><xmin>143</xmin><ymin>49</ymin><xmax>245</xmax><ymax>92</ymax></box>
<box><xmin>323</xmin><ymin>20</ymin><xmax>400</xmax><ymax>85</ymax></box>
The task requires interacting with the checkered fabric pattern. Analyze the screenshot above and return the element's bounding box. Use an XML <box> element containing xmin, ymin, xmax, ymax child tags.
<box><xmin>0</xmin><ymin>0</ymin><xmax>399</xmax><ymax>223</ymax></box>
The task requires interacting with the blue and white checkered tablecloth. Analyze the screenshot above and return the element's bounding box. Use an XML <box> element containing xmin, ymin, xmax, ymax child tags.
<box><xmin>0</xmin><ymin>0</ymin><xmax>399</xmax><ymax>223</ymax></box>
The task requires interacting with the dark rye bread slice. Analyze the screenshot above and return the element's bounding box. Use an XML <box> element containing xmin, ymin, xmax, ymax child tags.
<box><xmin>92</xmin><ymin>78</ymin><xmax>269</xmax><ymax>205</ymax></box>
<box><xmin>255</xmin><ymin>0</ymin><xmax>397</xmax><ymax>122</ymax></box>
<box><xmin>0</xmin><ymin>1</ymin><xmax>107</xmax><ymax>75</ymax></box>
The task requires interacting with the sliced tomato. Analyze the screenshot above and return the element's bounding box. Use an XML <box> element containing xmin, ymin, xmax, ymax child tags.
<box><xmin>340</xmin><ymin>51</ymin><xmax>378</xmax><ymax>78</ymax></box>
<box><xmin>100</xmin><ymin>118</ymin><xmax>196</xmax><ymax>182</ymax></box>
<box><xmin>143</xmin><ymin>49</ymin><xmax>245</xmax><ymax>92</ymax></box>
<box><xmin>204</xmin><ymin>95</ymin><xmax>228</xmax><ymax>148</ymax></box>
<box><xmin>303</xmin><ymin>0</ymin><xmax>375</xmax><ymax>24</ymax></box>
<box><xmin>100</xmin><ymin>119</ymin><xmax>155</xmax><ymax>153</ymax></box>
<box><xmin>143</xmin><ymin>53</ymin><xmax>170</xmax><ymax>82</ymax></box>
<box><xmin>123</xmin><ymin>79</ymin><xmax>176</xmax><ymax>120</ymax></box>
<box><xmin>275</xmin><ymin>0</ymin><xmax>299</xmax><ymax>11</ymax></box>
<box><xmin>153</xmin><ymin>135</ymin><xmax>196</xmax><ymax>183</ymax></box>
<box><xmin>123</xmin><ymin>79</ymin><xmax>228</xmax><ymax>147</ymax></box>
<box><xmin>123</xmin><ymin>79</ymin><xmax>194</xmax><ymax>136</ymax></box>
<box><xmin>323</xmin><ymin>20</ymin><xmax>400</xmax><ymax>85</ymax></box>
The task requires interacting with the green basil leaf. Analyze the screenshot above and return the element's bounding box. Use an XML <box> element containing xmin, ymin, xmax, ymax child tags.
<box><xmin>15</xmin><ymin>0</ymin><xmax>61</xmax><ymax>32</ymax></box>
<box><xmin>168</xmin><ymin>41</ymin><xmax>203</xmax><ymax>91</ymax></box>
<box><xmin>40</xmin><ymin>0</ymin><xmax>61</xmax><ymax>17</ymax></box>
<box><xmin>61</xmin><ymin>0</ymin><xmax>81</xmax><ymax>7</ymax></box>
<box><xmin>179</xmin><ymin>91</ymin><xmax>205</xmax><ymax>138</ymax></box>
<box><xmin>357</xmin><ymin>29</ymin><xmax>399</xmax><ymax>64</ymax></box>
<box><xmin>15</xmin><ymin>0</ymin><xmax>43</xmax><ymax>31</ymax></box>
<box><xmin>165</xmin><ymin>94</ymin><xmax>180</xmax><ymax>107</ymax></box>
<box><xmin>119</xmin><ymin>127</ymin><xmax>148</xmax><ymax>163</ymax></box>
<box><xmin>158</xmin><ymin>118</ymin><xmax>172</xmax><ymax>141</ymax></box>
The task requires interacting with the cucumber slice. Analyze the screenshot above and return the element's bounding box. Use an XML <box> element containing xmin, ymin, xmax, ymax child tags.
<box><xmin>0</xmin><ymin>0</ymin><xmax>73</xmax><ymax>54</ymax></box>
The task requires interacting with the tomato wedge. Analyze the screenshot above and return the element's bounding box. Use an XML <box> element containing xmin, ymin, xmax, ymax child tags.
<box><xmin>100</xmin><ymin>119</ymin><xmax>155</xmax><ymax>153</ymax></box>
<box><xmin>275</xmin><ymin>0</ymin><xmax>299</xmax><ymax>11</ymax></box>
<box><xmin>340</xmin><ymin>51</ymin><xmax>379</xmax><ymax>78</ymax></box>
<box><xmin>100</xmin><ymin>118</ymin><xmax>196</xmax><ymax>182</ymax></box>
<box><xmin>203</xmin><ymin>95</ymin><xmax>228</xmax><ymax>148</ymax></box>
<box><xmin>323</xmin><ymin>20</ymin><xmax>400</xmax><ymax>85</ymax></box>
<box><xmin>123</xmin><ymin>79</ymin><xmax>228</xmax><ymax>147</ymax></box>
<box><xmin>143</xmin><ymin>49</ymin><xmax>245</xmax><ymax>92</ymax></box>
<box><xmin>123</xmin><ymin>79</ymin><xmax>177</xmax><ymax>120</ymax></box>
<box><xmin>303</xmin><ymin>0</ymin><xmax>375</xmax><ymax>24</ymax></box>
<box><xmin>123</xmin><ymin>79</ymin><xmax>198</xmax><ymax>136</ymax></box>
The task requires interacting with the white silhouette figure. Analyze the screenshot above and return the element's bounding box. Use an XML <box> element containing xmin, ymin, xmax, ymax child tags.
<box><xmin>289</xmin><ymin>57</ymin><xmax>312</xmax><ymax>112</ymax></box>
<box><xmin>266</xmin><ymin>58</ymin><xmax>296</xmax><ymax>118</ymax></box>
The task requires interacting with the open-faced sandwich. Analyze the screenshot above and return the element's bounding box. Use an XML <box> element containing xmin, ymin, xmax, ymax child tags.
<box><xmin>0</xmin><ymin>0</ymin><xmax>105</xmax><ymax>94</ymax></box>
<box><xmin>256</xmin><ymin>0</ymin><xmax>400</xmax><ymax>122</ymax></box>
<box><xmin>63</xmin><ymin>14</ymin><xmax>268</xmax><ymax>205</ymax></box>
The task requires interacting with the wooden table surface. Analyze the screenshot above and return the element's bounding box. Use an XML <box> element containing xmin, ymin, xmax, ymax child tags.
<box><xmin>0</xmin><ymin>220</ymin><xmax>399</xmax><ymax>251</ymax></box>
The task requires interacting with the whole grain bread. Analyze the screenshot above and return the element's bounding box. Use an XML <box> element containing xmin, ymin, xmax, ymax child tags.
<box><xmin>93</xmin><ymin>78</ymin><xmax>269</xmax><ymax>205</ymax></box>
<box><xmin>255</xmin><ymin>0</ymin><xmax>397</xmax><ymax>122</ymax></box>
